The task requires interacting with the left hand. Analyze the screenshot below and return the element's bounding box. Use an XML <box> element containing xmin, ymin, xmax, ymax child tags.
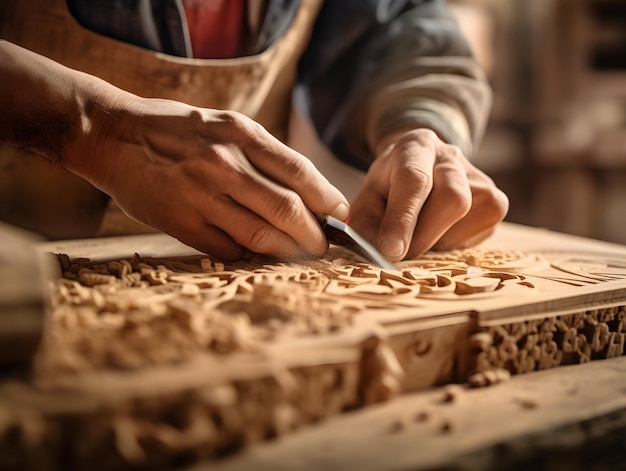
<box><xmin>348</xmin><ymin>128</ymin><xmax>509</xmax><ymax>262</ymax></box>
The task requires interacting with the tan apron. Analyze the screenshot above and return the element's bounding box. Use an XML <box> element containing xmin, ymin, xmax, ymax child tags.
<box><xmin>0</xmin><ymin>0</ymin><xmax>323</xmax><ymax>239</ymax></box>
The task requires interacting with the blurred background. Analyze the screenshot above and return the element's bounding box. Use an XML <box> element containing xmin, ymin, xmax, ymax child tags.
<box><xmin>449</xmin><ymin>0</ymin><xmax>626</xmax><ymax>245</ymax></box>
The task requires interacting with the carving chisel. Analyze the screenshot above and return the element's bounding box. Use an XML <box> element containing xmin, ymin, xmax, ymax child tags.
<box><xmin>318</xmin><ymin>215</ymin><xmax>398</xmax><ymax>270</ymax></box>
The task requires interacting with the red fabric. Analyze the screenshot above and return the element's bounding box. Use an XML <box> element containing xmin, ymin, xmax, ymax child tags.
<box><xmin>182</xmin><ymin>0</ymin><xmax>247</xmax><ymax>59</ymax></box>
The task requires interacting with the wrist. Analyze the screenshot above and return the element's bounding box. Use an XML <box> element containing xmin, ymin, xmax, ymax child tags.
<box><xmin>375</xmin><ymin>127</ymin><xmax>445</xmax><ymax>157</ymax></box>
<box><xmin>375</xmin><ymin>127</ymin><xmax>418</xmax><ymax>155</ymax></box>
<box><xmin>65</xmin><ymin>73</ymin><xmax>141</xmax><ymax>192</ymax></box>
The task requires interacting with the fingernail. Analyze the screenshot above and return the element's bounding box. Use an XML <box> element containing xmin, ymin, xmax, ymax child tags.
<box><xmin>379</xmin><ymin>236</ymin><xmax>405</xmax><ymax>260</ymax></box>
<box><xmin>332</xmin><ymin>203</ymin><xmax>350</xmax><ymax>221</ymax></box>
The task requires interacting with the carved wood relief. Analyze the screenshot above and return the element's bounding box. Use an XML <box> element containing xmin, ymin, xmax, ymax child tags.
<box><xmin>470</xmin><ymin>306</ymin><xmax>626</xmax><ymax>381</ymax></box>
<box><xmin>2</xmin><ymin>228</ymin><xmax>626</xmax><ymax>470</ymax></box>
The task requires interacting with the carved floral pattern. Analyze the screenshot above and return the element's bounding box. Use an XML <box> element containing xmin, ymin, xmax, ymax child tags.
<box><xmin>470</xmin><ymin>306</ymin><xmax>626</xmax><ymax>377</ymax></box>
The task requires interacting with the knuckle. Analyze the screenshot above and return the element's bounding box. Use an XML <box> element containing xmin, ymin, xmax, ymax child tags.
<box><xmin>445</xmin><ymin>182</ymin><xmax>472</xmax><ymax>216</ymax></box>
<box><xmin>219</xmin><ymin>109</ymin><xmax>247</xmax><ymax>126</ymax></box>
<box><xmin>473</xmin><ymin>185</ymin><xmax>510</xmax><ymax>223</ymax></box>
<box><xmin>270</xmin><ymin>192</ymin><xmax>304</xmax><ymax>224</ymax></box>
<box><xmin>284</xmin><ymin>155</ymin><xmax>313</xmax><ymax>183</ymax></box>
<box><xmin>402</xmin><ymin>162</ymin><xmax>434</xmax><ymax>191</ymax></box>
<box><xmin>207</xmin><ymin>144</ymin><xmax>245</xmax><ymax>182</ymax></box>
<box><xmin>444</xmin><ymin>143</ymin><xmax>465</xmax><ymax>160</ymax></box>
<box><xmin>392</xmin><ymin>210</ymin><xmax>419</xmax><ymax>231</ymax></box>
<box><xmin>220</xmin><ymin>110</ymin><xmax>266</xmax><ymax>140</ymax></box>
<box><xmin>245</xmin><ymin>223</ymin><xmax>275</xmax><ymax>252</ymax></box>
<box><xmin>283</xmin><ymin>155</ymin><xmax>320</xmax><ymax>193</ymax></box>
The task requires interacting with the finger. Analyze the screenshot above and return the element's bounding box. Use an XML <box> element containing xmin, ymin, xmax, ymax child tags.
<box><xmin>364</xmin><ymin>134</ymin><xmax>439</xmax><ymax>261</ymax></box>
<box><xmin>170</xmin><ymin>222</ymin><xmax>246</xmax><ymax>262</ymax></box>
<box><xmin>229</xmin><ymin>169</ymin><xmax>330</xmax><ymax>256</ymax></box>
<box><xmin>130</xmin><ymin>162</ymin><xmax>309</xmax><ymax>259</ymax></box>
<box><xmin>348</xmin><ymin>148</ymin><xmax>403</xmax><ymax>244</ymax></box>
<box><xmin>405</xmin><ymin>159</ymin><xmax>473</xmax><ymax>258</ymax></box>
<box><xmin>348</xmin><ymin>181</ymin><xmax>388</xmax><ymax>245</ymax></box>
<box><xmin>143</xmin><ymin>188</ymin><xmax>248</xmax><ymax>261</ymax></box>
<box><xmin>239</xmin><ymin>122</ymin><xmax>350</xmax><ymax>220</ymax></box>
<box><xmin>432</xmin><ymin>175</ymin><xmax>509</xmax><ymax>251</ymax></box>
<box><xmin>166</xmin><ymin>195</ymin><xmax>309</xmax><ymax>260</ymax></box>
<box><xmin>189</xmin><ymin>184</ymin><xmax>312</xmax><ymax>259</ymax></box>
<box><xmin>215</xmin><ymin>197</ymin><xmax>312</xmax><ymax>258</ymax></box>
<box><xmin>187</xmin><ymin>141</ymin><xmax>328</xmax><ymax>256</ymax></box>
<box><xmin>376</xmin><ymin>157</ymin><xmax>437</xmax><ymax>261</ymax></box>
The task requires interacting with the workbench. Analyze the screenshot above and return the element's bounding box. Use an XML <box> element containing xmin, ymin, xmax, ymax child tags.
<box><xmin>203</xmin><ymin>356</ymin><xmax>626</xmax><ymax>471</ymax></box>
<box><xmin>1</xmin><ymin>222</ymin><xmax>625</xmax><ymax>470</ymax></box>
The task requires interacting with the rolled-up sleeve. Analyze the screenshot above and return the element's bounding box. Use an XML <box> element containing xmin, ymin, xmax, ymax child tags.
<box><xmin>299</xmin><ymin>0</ymin><xmax>491</xmax><ymax>170</ymax></box>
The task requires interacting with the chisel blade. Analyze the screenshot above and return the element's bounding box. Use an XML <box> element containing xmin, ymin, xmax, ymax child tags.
<box><xmin>319</xmin><ymin>215</ymin><xmax>398</xmax><ymax>270</ymax></box>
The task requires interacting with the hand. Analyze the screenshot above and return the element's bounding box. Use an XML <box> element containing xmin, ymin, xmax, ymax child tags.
<box><xmin>348</xmin><ymin>129</ymin><xmax>508</xmax><ymax>261</ymax></box>
<box><xmin>73</xmin><ymin>98</ymin><xmax>349</xmax><ymax>261</ymax></box>
<box><xmin>0</xmin><ymin>40</ymin><xmax>349</xmax><ymax>259</ymax></box>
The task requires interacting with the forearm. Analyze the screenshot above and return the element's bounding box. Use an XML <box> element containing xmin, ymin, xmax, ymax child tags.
<box><xmin>361</xmin><ymin>59</ymin><xmax>491</xmax><ymax>159</ymax></box>
<box><xmin>350</xmin><ymin>1</ymin><xmax>490</xmax><ymax>163</ymax></box>
<box><xmin>301</xmin><ymin>0</ymin><xmax>491</xmax><ymax>169</ymax></box>
<box><xmin>0</xmin><ymin>40</ymin><xmax>134</xmax><ymax>186</ymax></box>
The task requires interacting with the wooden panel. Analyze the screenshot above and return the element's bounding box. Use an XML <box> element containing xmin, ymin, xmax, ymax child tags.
<box><xmin>1</xmin><ymin>222</ymin><xmax>625</xmax><ymax>469</ymax></box>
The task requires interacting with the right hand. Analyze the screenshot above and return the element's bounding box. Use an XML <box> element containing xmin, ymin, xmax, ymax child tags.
<box><xmin>72</xmin><ymin>98</ymin><xmax>349</xmax><ymax>261</ymax></box>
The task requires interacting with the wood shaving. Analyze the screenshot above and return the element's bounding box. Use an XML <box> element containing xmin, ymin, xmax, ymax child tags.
<box><xmin>513</xmin><ymin>393</ymin><xmax>540</xmax><ymax>410</ymax></box>
<box><xmin>440</xmin><ymin>384</ymin><xmax>465</xmax><ymax>404</ymax></box>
